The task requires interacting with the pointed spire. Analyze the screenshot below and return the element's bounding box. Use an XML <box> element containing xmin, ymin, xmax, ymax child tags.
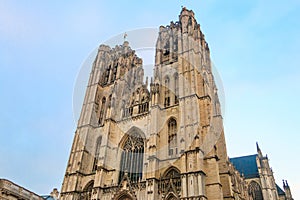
<box><xmin>283</xmin><ymin>179</ymin><xmax>286</xmax><ymax>188</ymax></box>
<box><xmin>124</xmin><ymin>32</ymin><xmax>128</xmax><ymax>42</ymax></box>
<box><xmin>256</xmin><ymin>142</ymin><xmax>263</xmax><ymax>157</ymax></box>
<box><xmin>256</xmin><ymin>142</ymin><xmax>261</xmax><ymax>152</ymax></box>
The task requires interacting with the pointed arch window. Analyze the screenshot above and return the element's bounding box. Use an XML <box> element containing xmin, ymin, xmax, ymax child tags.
<box><xmin>174</xmin><ymin>73</ymin><xmax>179</xmax><ymax>104</ymax></box>
<box><xmin>119</xmin><ymin>131</ymin><xmax>144</xmax><ymax>183</ymax></box>
<box><xmin>248</xmin><ymin>181</ymin><xmax>263</xmax><ymax>200</ymax></box>
<box><xmin>168</xmin><ymin>118</ymin><xmax>178</xmax><ymax>156</ymax></box>
<box><xmin>99</xmin><ymin>97</ymin><xmax>106</xmax><ymax>125</ymax></box>
<box><xmin>92</xmin><ymin>136</ymin><xmax>102</xmax><ymax>172</ymax></box>
<box><xmin>164</xmin><ymin>76</ymin><xmax>170</xmax><ymax>107</ymax></box>
<box><xmin>108</xmin><ymin>94</ymin><xmax>112</xmax><ymax>108</ymax></box>
<box><xmin>80</xmin><ymin>181</ymin><xmax>94</xmax><ymax>200</ymax></box>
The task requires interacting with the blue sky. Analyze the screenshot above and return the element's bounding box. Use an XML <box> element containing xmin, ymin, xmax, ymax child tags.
<box><xmin>1</xmin><ymin>0</ymin><xmax>299</xmax><ymax>198</ymax></box>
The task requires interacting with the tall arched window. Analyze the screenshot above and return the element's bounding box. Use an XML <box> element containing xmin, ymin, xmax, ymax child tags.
<box><xmin>119</xmin><ymin>131</ymin><xmax>144</xmax><ymax>183</ymax></box>
<box><xmin>92</xmin><ymin>136</ymin><xmax>102</xmax><ymax>172</ymax></box>
<box><xmin>248</xmin><ymin>181</ymin><xmax>263</xmax><ymax>200</ymax></box>
<box><xmin>99</xmin><ymin>97</ymin><xmax>106</xmax><ymax>125</ymax></box>
<box><xmin>168</xmin><ymin>118</ymin><xmax>177</xmax><ymax>156</ymax></box>
<box><xmin>174</xmin><ymin>73</ymin><xmax>179</xmax><ymax>104</ymax></box>
<box><xmin>164</xmin><ymin>76</ymin><xmax>170</xmax><ymax>107</ymax></box>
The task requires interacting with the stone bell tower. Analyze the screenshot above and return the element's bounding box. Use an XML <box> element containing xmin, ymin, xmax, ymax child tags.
<box><xmin>60</xmin><ymin>41</ymin><xmax>148</xmax><ymax>200</ymax></box>
<box><xmin>60</xmin><ymin>7</ymin><xmax>244</xmax><ymax>200</ymax></box>
<box><xmin>152</xmin><ymin>7</ymin><xmax>236</xmax><ymax>199</ymax></box>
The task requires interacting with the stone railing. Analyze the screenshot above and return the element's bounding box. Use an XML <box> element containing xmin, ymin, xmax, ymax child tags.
<box><xmin>0</xmin><ymin>179</ymin><xmax>44</xmax><ymax>200</ymax></box>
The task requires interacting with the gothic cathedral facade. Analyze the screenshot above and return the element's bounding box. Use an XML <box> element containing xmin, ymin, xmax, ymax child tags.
<box><xmin>60</xmin><ymin>8</ymin><xmax>293</xmax><ymax>200</ymax></box>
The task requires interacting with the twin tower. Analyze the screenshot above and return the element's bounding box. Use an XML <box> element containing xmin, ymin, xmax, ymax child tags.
<box><xmin>60</xmin><ymin>8</ymin><xmax>286</xmax><ymax>200</ymax></box>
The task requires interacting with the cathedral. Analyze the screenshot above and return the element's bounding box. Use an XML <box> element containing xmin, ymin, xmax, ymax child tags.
<box><xmin>60</xmin><ymin>8</ymin><xmax>293</xmax><ymax>200</ymax></box>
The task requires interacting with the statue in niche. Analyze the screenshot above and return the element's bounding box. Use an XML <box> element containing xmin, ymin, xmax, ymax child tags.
<box><xmin>126</xmin><ymin>58</ymin><xmax>131</xmax><ymax>70</ymax></box>
<box><xmin>120</xmin><ymin>65</ymin><xmax>126</xmax><ymax>77</ymax></box>
<box><xmin>129</xmin><ymin>92</ymin><xmax>135</xmax><ymax>106</ymax></box>
<box><xmin>150</xmin><ymin>83</ymin><xmax>155</xmax><ymax>94</ymax></box>
<box><xmin>136</xmin><ymin>68</ymin><xmax>143</xmax><ymax>83</ymax></box>
<box><xmin>133</xmin><ymin>55</ymin><xmax>139</xmax><ymax>66</ymax></box>
<box><xmin>135</xmin><ymin>89</ymin><xmax>140</xmax><ymax>104</ymax></box>
<box><xmin>141</xmin><ymin>88</ymin><xmax>149</xmax><ymax>103</ymax></box>
<box><xmin>95</xmin><ymin>92</ymin><xmax>101</xmax><ymax>104</ymax></box>
<box><xmin>155</xmin><ymin>83</ymin><xmax>160</xmax><ymax>94</ymax></box>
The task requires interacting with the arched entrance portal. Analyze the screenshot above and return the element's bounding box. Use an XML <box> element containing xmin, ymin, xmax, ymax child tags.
<box><xmin>166</xmin><ymin>193</ymin><xmax>178</xmax><ymax>200</ymax></box>
<box><xmin>159</xmin><ymin>167</ymin><xmax>181</xmax><ymax>199</ymax></box>
<box><xmin>114</xmin><ymin>191</ymin><xmax>134</xmax><ymax>200</ymax></box>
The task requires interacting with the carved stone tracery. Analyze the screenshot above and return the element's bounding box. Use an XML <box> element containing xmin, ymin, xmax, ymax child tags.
<box><xmin>248</xmin><ymin>181</ymin><xmax>263</xmax><ymax>200</ymax></box>
<box><xmin>119</xmin><ymin>131</ymin><xmax>145</xmax><ymax>184</ymax></box>
<box><xmin>159</xmin><ymin>168</ymin><xmax>181</xmax><ymax>199</ymax></box>
<box><xmin>123</xmin><ymin>86</ymin><xmax>150</xmax><ymax>118</ymax></box>
<box><xmin>99</xmin><ymin>43</ymin><xmax>143</xmax><ymax>87</ymax></box>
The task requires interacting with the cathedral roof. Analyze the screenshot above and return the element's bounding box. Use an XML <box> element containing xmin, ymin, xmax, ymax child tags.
<box><xmin>41</xmin><ymin>195</ymin><xmax>56</xmax><ymax>200</ymax></box>
<box><xmin>229</xmin><ymin>154</ymin><xmax>259</xmax><ymax>179</ymax></box>
<box><xmin>276</xmin><ymin>184</ymin><xmax>286</xmax><ymax>196</ymax></box>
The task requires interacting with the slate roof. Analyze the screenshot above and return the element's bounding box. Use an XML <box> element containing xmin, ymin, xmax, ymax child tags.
<box><xmin>41</xmin><ymin>195</ymin><xmax>56</xmax><ymax>200</ymax></box>
<box><xmin>276</xmin><ymin>184</ymin><xmax>285</xmax><ymax>195</ymax></box>
<box><xmin>229</xmin><ymin>154</ymin><xmax>259</xmax><ymax>179</ymax></box>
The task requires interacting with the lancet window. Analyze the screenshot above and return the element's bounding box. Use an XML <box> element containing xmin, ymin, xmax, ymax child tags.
<box><xmin>92</xmin><ymin>136</ymin><xmax>102</xmax><ymax>172</ymax></box>
<box><xmin>99</xmin><ymin>97</ymin><xmax>106</xmax><ymax>125</ymax></box>
<box><xmin>164</xmin><ymin>76</ymin><xmax>170</xmax><ymax>107</ymax></box>
<box><xmin>102</xmin><ymin>65</ymin><xmax>111</xmax><ymax>85</ymax></box>
<box><xmin>168</xmin><ymin>118</ymin><xmax>177</xmax><ymax>156</ymax></box>
<box><xmin>174</xmin><ymin>73</ymin><xmax>179</xmax><ymax>104</ymax></box>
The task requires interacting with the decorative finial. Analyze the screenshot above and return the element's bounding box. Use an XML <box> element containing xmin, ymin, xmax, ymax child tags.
<box><xmin>285</xmin><ymin>180</ymin><xmax>289</xmax><ymax>187</ymax></box>
<box><xmin>256</xmin><ymin>142</ymin><xmax>261</xmax><ymax>152</ymax></box>
<box><xmin>124</xmin><ymin>32</ymin><xmax>128</xmax><ymax>42</ymax></box>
